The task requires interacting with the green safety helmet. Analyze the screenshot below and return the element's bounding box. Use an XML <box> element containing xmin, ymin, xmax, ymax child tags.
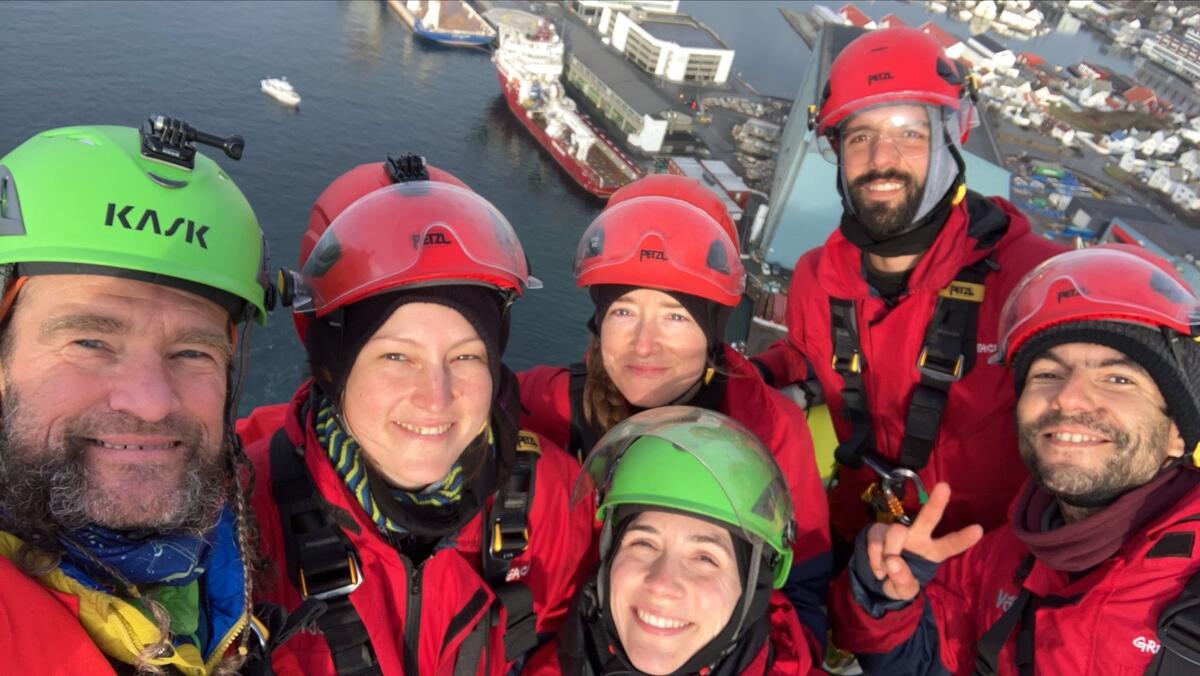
<box><xmin>578</xmin><ymin>406</ymin><xmax>796</xmax><ymax>588</ymax></box>
<box><xmin>0</xmin><ymin>122</ymin><xmax>270</xmax><ymax>324</ymax></box>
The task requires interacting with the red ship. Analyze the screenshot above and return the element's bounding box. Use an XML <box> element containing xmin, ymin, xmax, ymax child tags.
<box><xmin>491</xmin><ymin>11</ymin><xmax>641</xmax><ymax>199</ymax></box>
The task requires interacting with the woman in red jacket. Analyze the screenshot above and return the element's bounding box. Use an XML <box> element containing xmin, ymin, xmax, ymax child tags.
<box><xmin>517</xmin><ymin>175</ymin><xmax>831</xmax><ymax>654</ymax></box>
<box><xmin>242</xmin><ymin>157</ymin><xmax>595</xmax><ymax>675</ymax></box>
<box><xmin>525</xmin><ymin>406</ymin><xmax>815</xmax><ymax>675</ymax></box>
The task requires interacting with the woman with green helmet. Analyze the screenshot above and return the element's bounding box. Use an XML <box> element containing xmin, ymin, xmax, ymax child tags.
<box><xmin>0</xmin><ymin>118</ymin><xmax>272</xmax><ymax>674</ymax></box>
<box><xmin>524</xmin><ymin>406</ymin><xmax>816</xmax><ymax>675</ymax></box>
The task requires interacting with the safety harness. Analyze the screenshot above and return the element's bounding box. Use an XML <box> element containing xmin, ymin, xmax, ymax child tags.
<box><xmin>567</xmin><ymin>363</ymin><xmax>598</xmax><ymax>462</ymax></box>
<box><xmin>830</xmin><ymin>255</ymin><xmax>994</xmax><ymax>523</ymax></box>
<box><xmin>974</xmin><ymin>520</ymin><xmax>1200</xmax><ymax>675</ymax></box>
<box><xmin>269</xmin><ymin>427</ymin><xmax>542</xmax><ymax>675</ymax></box>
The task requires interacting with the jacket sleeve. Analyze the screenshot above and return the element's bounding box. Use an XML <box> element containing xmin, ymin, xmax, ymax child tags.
<box><xmin>829</xmin><ymin>527</ymin><xmax>987</xmax><ymax>675</ymax></box>
<box><xmin>517</xmin><ymin>366</ymin><xmax>574</xmax><ymax>451</ymax></box>
<box><xmin>752</xmin><ymin>338</ymin><xmax>812</xmax><ymax>388</ymax></box>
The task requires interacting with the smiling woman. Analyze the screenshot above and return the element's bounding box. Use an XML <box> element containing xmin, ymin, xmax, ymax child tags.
<box><xmin>236</xmin><ymin>157</ymin><xmax>596</xmax><ymax>675</ymax></box>
<box><xmin>524</xmin><ymin>406</ymin><xmax>814</xmax><ymax>675</ymax></box>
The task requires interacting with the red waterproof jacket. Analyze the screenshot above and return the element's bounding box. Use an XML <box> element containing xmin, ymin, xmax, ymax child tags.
<box><xmin>518</xmin><ymin>345</ymin><xmax>830</xmax><ymax>657</ymax></box>
<box><xmin>245</xmin><ymin>381</ymin><xmax>597</xmax><ymax>675</ymax></box>
<box><xmin>829</xmin><ymin>478</ymin><xmax>1200</xmax><ymax>675</ymax></box>
<box><xmin>522</xmin><ymin>592</ymin><xmax>819</xmax><ymax>675</ymax></box>
<box><xmin>756</xmin><ymin>194</ymin><xmax>1063</xmax><ymax>544</ymax></box>
<box><xmin>0</xmin><ymin>555</ymin><xmax>116</xmax><ymax>675</ymax></box>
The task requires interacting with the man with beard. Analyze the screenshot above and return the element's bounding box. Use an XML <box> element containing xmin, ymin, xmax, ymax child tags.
<box><xmin>828</xmin><ymin>245</ymin><xmax>1200</xmax><ymax>673</ymax></box>
<box><xmin>0</xmin><ymin>119</ymin><xmax>273</xmax><ymax>674</ymax></box>
<box><xmin>753</xmin><ymin>27</ymin><xmax>1063</xmax><ymax>560</ymax></box>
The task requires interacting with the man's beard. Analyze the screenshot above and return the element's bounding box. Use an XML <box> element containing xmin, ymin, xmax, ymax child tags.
<box><xmin>1017</xmin><ymin>408</ymin><xmax>1172</xmax><ymax>506</ymax></box>
<box><xmin>0</xmin><ymin>390</ymin><xmax>228</xmax><ymax>540</ymax></box>
<box><xmin>849</xmin><ymin>169</ymin><xmax>924</xmax><ymax>240</ymax></box>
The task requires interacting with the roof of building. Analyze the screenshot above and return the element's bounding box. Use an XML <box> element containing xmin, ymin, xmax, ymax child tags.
<box><xmin>971</xmin><ymin>33</ymin><xmax>1007</xmax><ymax>55</ymax></box>
<box><xmin>1018</xmin><ymin>51</ymin><xmax>1046</xmax><ymax>67</ymax></box>
<box><xmin>878</xmin><ymin>13</ymin><xmax>906</xmax><ymax>28</ymax></box>
<box><xmin>1124</xmin><ymin>85</ymin><xmax>1157</xmax><ymax>104</ymax></box>
<box><xmin>1066</xmin><ymin>194</ymin><xmax>1162</xmax><ymax>225</ymax></box>
<box><xmin>638</xmin><ymin>16</ymin><xmax>727</xmax><ymax>50</ymax></box>
<box><xmin>560</xmin><ymin>17</ymin><xmax>686</xmax><ymax>117</ymax></box>
<box><xmin>838</xmin><ymin>4</ymin><xmax>872</xmax><ymax>28</ymax></box>
<box><xmin>917</xmin><ymin>21</ymin><xmax>962</xmax><ymax>50</ymax></box>
<box><xmin>699</xmin><ymin>158</ymin><xmax>751</xmax><ymax>192</ymax></box>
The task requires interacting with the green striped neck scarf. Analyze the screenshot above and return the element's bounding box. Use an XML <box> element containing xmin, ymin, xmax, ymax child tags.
<box><xmin>315</xmin><ymin>398</ymin><xmax>468</xmax><ymax>535</ymax></box>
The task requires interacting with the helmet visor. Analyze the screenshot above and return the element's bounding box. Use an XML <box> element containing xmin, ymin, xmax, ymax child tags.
<box><xmin>997</xmin><ymin>247</ymin><xmax>1200</xmax><ymax>363</ymax></box>
<box><xmin>573</xmin><ymin>197</ymin><xmax>745</xmax><ymax>303</ymax></box>
<box><xmin>573</xmin><ymin>406</ymin><xmax>794</xmax><ymax>560</ymax></box>
<box><xmin>817</xmin><ymin>101</ymin><xmax>976</xmax><ymax>164</ymax></box>
<box><xmin>299</xmin><ymin>182</ymin><xmax>540</xmax><ymax>315</ymax></box>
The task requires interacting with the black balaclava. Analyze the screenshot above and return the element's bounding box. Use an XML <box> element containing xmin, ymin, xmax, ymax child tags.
<box><xmin>578</xmin><ymin>507</ymin><xmax>774</xmax><ymax>675</ymax></box>
<box><xmin>589</xmin><ymin>284</ymin><xmax>732</xmax><ymax>362</ymax></box>
<box><xmin>305</xmin><ymin>284</ymin><xmax>508</xmax><ymax>403</ymax></box>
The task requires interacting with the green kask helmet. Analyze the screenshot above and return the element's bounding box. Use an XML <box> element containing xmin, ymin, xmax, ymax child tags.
<box><xmin>0</xmin><ymin>123</ymin><xmax>270</xmax><ymax>323</ymax></box>
<box><xmin>578</xmin><ymin>406</ymin><xmax>797</xmax><ymax>588</ymax></box>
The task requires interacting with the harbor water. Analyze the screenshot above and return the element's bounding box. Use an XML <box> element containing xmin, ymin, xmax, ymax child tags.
<box><xmin>0</xmin><ymin>0</ymin><xmax>1169</xmax><ymax>410</ymax></box>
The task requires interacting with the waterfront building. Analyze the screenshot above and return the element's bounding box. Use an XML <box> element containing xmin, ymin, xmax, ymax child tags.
<box><xmin>664</xmin><ymin>156</ymin><xmax>746</xmax><ymax>225</ymax></box>
<box><xmin>570</xmin><ymin>0</ymin><xmax>679</xmax><ymax>34</ymax></box>
<box><xmin>557</xmin><ymin>12</ymin><xmax>697</xmax><ymax>154</ymax></box>
<box><xmin>607</xmin><ymin>11</ymin><xmax>734</xmax><ymax>85</ymax></box>
<box><xmin>1139</xmin><ymin>32</ymin><xmax>1200</xmax><ymax>84</ymax></box>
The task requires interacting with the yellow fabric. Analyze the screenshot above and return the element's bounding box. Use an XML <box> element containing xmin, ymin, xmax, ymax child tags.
<box><xmin>0</xmin><ymin>531</ymin><xmax>245</xmax><ymax>675</ymax></box>
<box><xmin>807</xmin><ymin>404</ymin><xmax>839</xmax><ymax>487</ymax></box>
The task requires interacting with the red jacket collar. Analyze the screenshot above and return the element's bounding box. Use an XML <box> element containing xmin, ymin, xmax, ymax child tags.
<box><xmin>816</xmin><ymin>194</ymin><xmax>1028</xmax><ymax>299</ymax></box>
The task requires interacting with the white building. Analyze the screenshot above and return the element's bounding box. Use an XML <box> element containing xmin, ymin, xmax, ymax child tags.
<box><xmin>1172</xmin><ymin>182</ymin><xmax>1200</xmax><ymax>210</ymax></box>
<box><xmin>573</xmin><ymin>1</ymin><xmax>680</xmax><ymax>34</ymax></box>
<box><xmin>1181</xmin><ymin>149</ymin><xmax>1200</xmax><ymax>175</ymax></box>
<box><xmin>1140</xmin><ymin>32</ymin><xmax>1200</xmax><ymax>83</ymax></box>
<box><xmin>610</xmin><ymin>12</ymin><xmax>734</xmax><ymax>85</ymax></box>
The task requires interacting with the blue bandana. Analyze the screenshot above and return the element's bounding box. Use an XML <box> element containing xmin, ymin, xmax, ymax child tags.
<box><xmin>57</xmin><ymin>507</ymin><xmax>233</xmax><ymax>591</ymax></box>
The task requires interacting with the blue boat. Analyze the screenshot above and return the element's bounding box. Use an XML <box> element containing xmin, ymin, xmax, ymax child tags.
<box><xmin>388</xmin><ymin>0</ymin><xmax>496</xmax><ymax>48</ymax></box>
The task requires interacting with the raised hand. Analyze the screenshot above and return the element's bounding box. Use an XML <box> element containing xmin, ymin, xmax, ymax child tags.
<box><xmin>864</xmin><ymin>482</ymin><xmax>983</xmax><ymax>601</ymax></box>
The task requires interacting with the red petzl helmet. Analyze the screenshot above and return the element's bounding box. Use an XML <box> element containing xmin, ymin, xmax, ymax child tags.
<box><xmin>283</xmin><ymin>173</ymin><xmax>538</xmax><ymax>338</ymax></box>
<box><xmin>574</xmin><ymin>196</ymin><xmax>744</xmax><ymax>307</ymax></box>
<box><xmin>812</xmin><ymin>27</ymin><xmax>973</xmax><ymax>142</ymax></box>
<box><xmin>997</xmin><ymin>244</ymin><xmax>1199</xmax><ymax>366</ymax></box>
<box><xmin>607</xmin><ymin>174</ymin><xmax>739</xmax><ymax>252</ymax></box>
<box><xmin>299</xmin><ymin>158</ymin><xmax>471</xmax><ymax>269</ymax></box>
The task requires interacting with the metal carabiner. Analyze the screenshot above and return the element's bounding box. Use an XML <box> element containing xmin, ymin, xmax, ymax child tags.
<box><xmin>883</xmin><ymin>468</ymin><xmax>930</xmax><ymax>507</ymax></box>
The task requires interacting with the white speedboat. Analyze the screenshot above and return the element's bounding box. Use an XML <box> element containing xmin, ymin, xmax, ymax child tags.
<box><xmin>261</xmin><ymin>77</ymin><xmax>301</xmax><ymax>106</ymax></box>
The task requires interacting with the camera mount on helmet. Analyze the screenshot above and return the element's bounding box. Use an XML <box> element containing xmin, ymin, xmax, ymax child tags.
<box><xmin>139</xmin><ymin>115</ymin><xmax>245</xmax><ymax>170</ymax></box>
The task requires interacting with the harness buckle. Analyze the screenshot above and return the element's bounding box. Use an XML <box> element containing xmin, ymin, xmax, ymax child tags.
<box><xmin>491</xmin><ymin>517</ymin><xmax>530</xmax><ymax>561</ymax></box>
<box><xmin>298</xmin><ymin>555</ymin><xmax>363</xmax><ymax>601</ymax></box>
<box><xmin>917</xmin><ymin>347</ymin><xmax>964</xmax><ymax>383</ymax></box>
<box><xmin>831</xmin><ymin>350</ymin><xmax>862</xmax><ymax>375</ymax></box>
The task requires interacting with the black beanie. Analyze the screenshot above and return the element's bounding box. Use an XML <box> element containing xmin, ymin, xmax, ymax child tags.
<box><xmin>1013</xmin><ymin>321</ymin><xmax>1200</xmax><ymax>457</ymax></box>
<box><xmin>305</xmin><ymin>285</ymin><xmax>508</xmax><ymax>402</ymax></box>
<box><xmin>588</xmin><ymin>284</ymin><xmax>732</xmax><ymax>351</ymax></box>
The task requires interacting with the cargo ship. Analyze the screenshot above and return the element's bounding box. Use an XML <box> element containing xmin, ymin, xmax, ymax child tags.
<box><xmin>491</xmin><ymin>10</ymin><xmax>641</xmax><ymax>199</ymax></box>
<box><xmin>388</xmin><ymin>0</ymin><xmax>496</xmax><ymax>47</ymax></box>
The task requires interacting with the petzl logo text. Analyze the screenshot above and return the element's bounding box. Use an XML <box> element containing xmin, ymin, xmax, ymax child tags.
<box><xmin>639</xmin><ymin>248</ymin><xmax>667</xmax><ymax>261</ymax></box>
<box><xmin>412</xmin><ymin>231</ymin><xmax>452</xmax><ymax>248</ymax></box>
<box><xmin>867</xmin><ymin>72</ymin><xmax>894</xmax><ymax>85</ymax></box>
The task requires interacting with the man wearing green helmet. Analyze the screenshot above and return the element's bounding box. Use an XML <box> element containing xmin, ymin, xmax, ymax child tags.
<box><xmin>0</xmin><ymin>118</ymin><xmax>272</xmax><ymax>674</ymax></box>
<box><xmin>524</xmin><ymin>406</ymin><xmax>816</xmax><ymax>674</ymax></box>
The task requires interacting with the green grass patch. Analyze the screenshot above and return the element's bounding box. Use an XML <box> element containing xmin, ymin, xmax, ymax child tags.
<box><xmin>1049</xmin><ymin>104</ymin><xmax>1171</xmax><ymax>136</ymax></box>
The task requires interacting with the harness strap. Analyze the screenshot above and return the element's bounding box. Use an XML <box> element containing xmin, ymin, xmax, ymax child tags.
<box><xmin>973</xmin><ymin>554</ymin><xmax>1036</xmax><ymax>676</ymax></box>
<box><xmin>567</xmin><ymin>362</ymin><xmax>595</xmax><ymax>462</ymax></box>
<box><xmin>269</xmin><ymin>429</ymin><xmax>381</xmax><ymax>676</ymax></box>
<box><xmin>1148</xmin><ymin>516</ymin><xmax>1200</xmax><ymax>675</ymax></box>
<box><xmin>829</xmin><ymin>257</ymin><xmax>993</xmax><ymax>477</ymax></box>
<box><xmin>898</xmin><ymin>257</ymin><xmax>990</xmax><ymax>469</ymax></box>
<box><xmin>455</xmin><ymin>430</ymin><xmax>544</xmax><ymax>672</ymax></box>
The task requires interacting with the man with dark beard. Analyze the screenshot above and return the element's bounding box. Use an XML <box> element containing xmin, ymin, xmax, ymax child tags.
<box><xmin>753</xmin><ymin>27</ymin><xmax>1063</xmax><ymax>562</ymax></box>
<box><xmin>828</xmin><ymin>245</ymin><xmax>1200</xmax><ymax>673</ymax></box>
<box><xmin>0</xmin><ymin>119</ymin><xmax>273</xmax><ymax>674</ymax></box>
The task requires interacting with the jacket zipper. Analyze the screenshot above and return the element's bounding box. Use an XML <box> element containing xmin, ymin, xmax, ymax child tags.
<box><xmin>403</xmin><ymin>553</ymin><xmax>424</xmax><ymax>676</ymax></box>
